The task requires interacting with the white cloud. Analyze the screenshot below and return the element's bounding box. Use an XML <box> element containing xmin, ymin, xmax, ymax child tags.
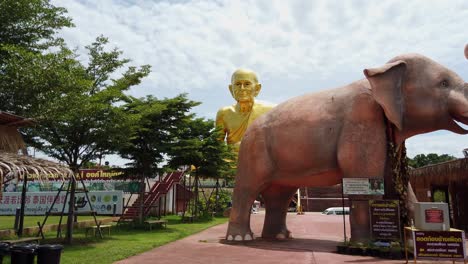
<box><xmin>50</xmin><ymin>0</ymin><xmax>468</xmax><ymax>162</ymax></box>
<box><xmin>406</xmin><ymin>131</ymin><xmax>468</xmax><ymax>158</ymax></box>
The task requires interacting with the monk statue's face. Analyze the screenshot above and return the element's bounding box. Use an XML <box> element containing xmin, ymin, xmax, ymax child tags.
<box><xmin>229</xmin><ymin>71</ymin><xmax>261</xmax><ymax>103</ymax></box>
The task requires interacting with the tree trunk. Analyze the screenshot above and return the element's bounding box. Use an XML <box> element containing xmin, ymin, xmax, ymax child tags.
<box><xmin>66</xmin><ymin>176</ymin><xmax>76</xmax><ymax>244</ymax></box>
<box><xmin>194</xmin><ymin>169</ymin><xmax>199</xmax><ymax>218</ymax></box>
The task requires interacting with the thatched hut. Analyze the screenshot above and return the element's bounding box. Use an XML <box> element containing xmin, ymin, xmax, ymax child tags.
<box><xmin>0</xmin><ymin>111</ymin><xmax>33</xmax><ymax>154</ymax></box>
<box><xmin>0</xmin><ymin>111</ymin><xmax>34</xmax><ymax>197</ymax></box>
<box><xmin>409</xmin><ymin>158</ymin><xmax>468</xmax><ymax>232</ymax></box>
<box><xmin>0</xmin><ymin>111</ymin><xmax>74</xmax><ymax>237</ymax></box>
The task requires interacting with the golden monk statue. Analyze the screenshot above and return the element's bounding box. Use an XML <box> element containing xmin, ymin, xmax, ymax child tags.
<box><xmin>216</xmin><ymin>69</ymin><xmax>274</xmax><ymax>150</ymax></box>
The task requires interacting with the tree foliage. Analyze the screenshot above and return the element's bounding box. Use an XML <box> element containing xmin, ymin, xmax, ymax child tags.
<box><xmin>0</xmin><ymin>44</ymin><xmax>85</xmax><ymax>118</ymax></box>
<box><xmin>167</xmin><ymin>118</ymin><xmax>237</xmax><ymax>180</ymax></box>
<box><xmin>0</xmin><ymin>0</ymin><xmax>73</xmax><ymax>56</ymax></box>
<box><xmin>119</xmin><ymin>94</ymin><xmax>200</xmax><ymax>176</ymax></box>
<box><xmin>0</xmin><ymin>0</ymin><xmax>76</xmax><ymax>117</ymax></box>
<box><xmin>408</xmin><ymin>153</ymin><xmax>456</xmax><ymax>168</ymax></box>
<box><xmin>2</xmin><ymin>36</ymin><xmax>150</xmax><ymax>171</ymax></box>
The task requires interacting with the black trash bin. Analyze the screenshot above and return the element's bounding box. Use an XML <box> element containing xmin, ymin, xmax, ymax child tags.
<box><xmin>0</xmin><ymin>242</ymin><xmax>10</xmax><ymax>264</ymax></box>
<box><xmin>10</xmin><ymin>244</ymin><xmax>37</xmax><ymax>264</ymax></box>
<box><xmin>37</xmin><ymin>244</ymin><xmax>63</xmax><ymax>264</ymax></box>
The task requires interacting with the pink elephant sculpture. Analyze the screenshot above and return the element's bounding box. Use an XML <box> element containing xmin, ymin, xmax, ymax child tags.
<box><xmin>226</xmin><ymin>49</ymin><xmax>468</xmax><ymax>241</ymax></box>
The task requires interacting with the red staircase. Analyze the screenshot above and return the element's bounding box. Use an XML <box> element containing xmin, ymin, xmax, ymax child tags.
<box><xmin>120</xmin><ymin>171</ymin><xmax>185</xmax><ymax>221</ymax></box>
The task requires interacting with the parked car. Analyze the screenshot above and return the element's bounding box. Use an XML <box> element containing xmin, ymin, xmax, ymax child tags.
<box><xmin>322</xmin><ymin>207</ymin><xmax>349</xmax><ymax>215</ymax></box>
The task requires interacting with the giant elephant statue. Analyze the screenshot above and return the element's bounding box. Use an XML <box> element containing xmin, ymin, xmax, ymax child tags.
<box><xmin>226</xmin><ymin>48</ymin><xmax>468</xmax><ymax>241</ymax></box>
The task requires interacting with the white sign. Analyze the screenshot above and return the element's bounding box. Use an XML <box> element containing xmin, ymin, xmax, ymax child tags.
<box><xmin>342</xmin><ymin>178</ymin><xmax>384</xmax><ymax>195</ymax></box>
<box><xmin>0</xmin><ymin>191</ymin><xmax>123</xmax><ymax>215</ymax></box>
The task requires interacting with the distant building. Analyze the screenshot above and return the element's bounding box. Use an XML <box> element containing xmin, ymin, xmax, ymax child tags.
<box><xmin>410</xmin><ymin>158</ymin><xmax>468</xmax><ymax>232</ymax></box>
<box><xmin>0</xmin><ymin>111</ymin><xmax>35</xmax><ymax>198</ymax></box>
<box><xmin>0</xmin><ymin>111</ymin><xmax>34</xmax><ymax>154</ymax></box>
<box><xmin>299</xmin><ymin>185</ymin><xmax>349</xmax><ymax>212</ymax></box>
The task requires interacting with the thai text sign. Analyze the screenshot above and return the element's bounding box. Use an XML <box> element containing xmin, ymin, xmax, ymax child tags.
<box><xmin>413</xmin><ymin>230</ymin><xmax>467</xmax><ymax>260</ymax></box>
<box><xmin>24</xmin><ymin>169</ymin><xmax>125</xmax><ymax>181</ymax></box>
<box><xmin>78</xmin><ymin>169</ymin><xmax>125</xmax><ymax>180</ymax></box>
<box><xmin>342</xmin><ymin>178</ymin><xmax>384</xmax><ymax>195</ymax></box>
<box><xmin>425</xmin><ymin>209</ymin><xmax>444</xmax><ymax>223</ymax></box>
<box><xmin>369</xmin><ymin>200</ymin><xmax>400</xmax><ymax>240</ymax></box>
<box><xmin>0</xmin><ymin>191</ymin><xmax>123</xmax><ymax>215</ymax></box>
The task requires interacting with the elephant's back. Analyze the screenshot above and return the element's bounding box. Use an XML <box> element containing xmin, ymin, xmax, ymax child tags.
<box><xmin>263</xmin><ymin>84</ymin><xmax>362</xmax><ymax>127</ymax></box>
<box><xmin>249</xmin><ymin>81</ymin><xmax>371</xmax><ymax>173</ymax></box>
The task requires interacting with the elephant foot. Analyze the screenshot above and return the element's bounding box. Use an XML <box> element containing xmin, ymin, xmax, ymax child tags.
<box><xmin>226</xmin><ymin>222</ymin><xmax>254</xmax><ymax>242</ymax></box>
<box><xmin>275</xmin><ymin>231</ymin><xmax>293</xmax><ymax>240</ymax></box>
<box><xmin>262</xmin><ymin>228</ymin><xmax>292</xmax><ymax>240</ymax></box>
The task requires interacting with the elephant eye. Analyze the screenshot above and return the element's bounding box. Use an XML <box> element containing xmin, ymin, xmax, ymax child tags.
<box><xmin>441</xmin><ymin>80</ymin><xmax>449</xmax><ymax>87</ymax></box>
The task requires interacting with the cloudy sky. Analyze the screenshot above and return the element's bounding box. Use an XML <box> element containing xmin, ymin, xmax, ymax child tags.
<box><xmin>50</xmin><ymin>0</ymin><xmax>468</xmax><ymax>165</ymax></box>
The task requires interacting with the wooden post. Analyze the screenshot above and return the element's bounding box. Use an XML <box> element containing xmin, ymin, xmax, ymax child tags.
<box><xmin>172</xmin><ymin>184</ymin><xmax>176</xmax><ymax>214</ymax></box>
<box><xmin>215</xmin><ymin>179</ymin><xmax>219</xmax><ymax>213</ymax></box>
<box><xmin>17</xmin><ymin>174</ymin><xmax>28</xmax><ymax>237</ymax></box>
<box><xmin>139</xmin><ymin>174</ymin><xmax>145</xmax><ymax>224</ymax></box>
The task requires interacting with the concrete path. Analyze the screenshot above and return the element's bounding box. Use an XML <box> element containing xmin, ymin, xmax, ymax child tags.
<box><xmin>115</xmin><ymin>212</ymin><xmax>456</xmax><ymax>264</ymax></box>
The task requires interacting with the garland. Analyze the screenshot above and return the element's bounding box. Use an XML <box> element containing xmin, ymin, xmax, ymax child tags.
<box><xmin>389</xmin><ymin>141</ymin><xmax>410</xmax><ymax>225</ymax></box>
<box><xmin>386</xmin><ymin>120</ymin><xmax>410</xmax><ymax>226</ymax></box>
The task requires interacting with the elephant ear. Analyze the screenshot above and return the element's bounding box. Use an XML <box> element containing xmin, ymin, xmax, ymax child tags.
<box><xmin>364</xmin><ymin>60</ymin><xmax>407</xmax><ymax>131</ymax></box>
<box><xmin>464</xmin><ymin>43</ymin><xmax>468</xmax><ymax>60</ymax></box>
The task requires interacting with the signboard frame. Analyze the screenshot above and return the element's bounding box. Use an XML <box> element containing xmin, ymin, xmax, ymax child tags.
<box><xmin>342</xmin><ymin>178</ymin><xmax>384</xmax><ymax>195</ymax></box>
<box><xmin>369</xmin><ymin>199</ymin><xmax>401</xmax><ymax>241</ymax></box>
<box><xmin>404</xmin><ymin>227</ymin><xmax>468</xmax><ymax>263</ymax></box>
<box><xmin>0</xmin><ymin>191</ymin><xmax>123</xmax><ymax>215</ymax></box>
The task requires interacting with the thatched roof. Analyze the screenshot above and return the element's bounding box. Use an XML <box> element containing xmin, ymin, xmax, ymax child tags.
<box><xmin>409</xmin><ymin>158</ymin><xmax>468</xmax><ymax>185</ymax></box>
<box><xmin>0</xmin><ymin>125</ymin><xmax>26</xmax><ymax>153</ymax></box>
<box><xmin>0</xmin><ymin>111</ymin><xmax>34</xmax><ymax>154</ymax></box>
<box><xmin>0</xmin><ymin>111</ymin><xmax>35</xmax><ymax>127</ymax></box>
<box><xmin>0</xmin><ymin>151</ymin><xmax>74</xmax><ymax>198</ymax></box>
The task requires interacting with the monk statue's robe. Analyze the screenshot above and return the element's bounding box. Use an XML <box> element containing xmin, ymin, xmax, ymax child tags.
<box><xmin>216</xmin><ymin>103</ymin><xmax>274</xmax><ymax>151</ymax></box>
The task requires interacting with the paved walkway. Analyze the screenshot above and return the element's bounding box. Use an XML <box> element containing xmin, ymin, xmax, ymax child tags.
<box><xmin>115</xmin><ymin>212</ymin><xmax>456</xmax><ymax>264</ymax></box>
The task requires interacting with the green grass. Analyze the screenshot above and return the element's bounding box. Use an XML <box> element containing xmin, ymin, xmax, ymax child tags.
<box><xmin>0</xmin><ymin>216</ymin><xmax>110</xmax><ymax>230</ymax></box>
<box><xmin>1</xmin><ymin>215</ymin><xmax>228</xmax><ymax>264</ymax></box>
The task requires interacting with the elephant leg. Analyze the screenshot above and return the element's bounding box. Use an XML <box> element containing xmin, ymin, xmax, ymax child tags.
<box><xmin>226</xmin><ymin>183</ymin><xmax>258</xmax><ymax>241</ymax></box>
<box><xmin>226</xmin><ymin>130</ymin><xmax>273</xmax><ymax>242</ymax></box>
<box><xmin>261</xmin><ymin>185</ymin><xmax>297</xmax><ymax>240</ymax></box>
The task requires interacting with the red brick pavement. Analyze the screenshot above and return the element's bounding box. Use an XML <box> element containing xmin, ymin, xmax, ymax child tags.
<box><xmin>115</xmin><ymin>212</ymin><xmax>463</xmax><ymax>264</ymax></box>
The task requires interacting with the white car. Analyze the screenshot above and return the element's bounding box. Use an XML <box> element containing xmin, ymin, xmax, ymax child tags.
<box><xmin>322</xmin><ymin>207</ymin><xmax>349</xmax><ymax>215</ymax></box>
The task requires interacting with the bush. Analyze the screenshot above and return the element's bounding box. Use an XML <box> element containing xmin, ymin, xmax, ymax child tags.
<box><xmin>186</xmin><ymin>188</ymin><xmax>232</xmax><ymax>218</ymax></box>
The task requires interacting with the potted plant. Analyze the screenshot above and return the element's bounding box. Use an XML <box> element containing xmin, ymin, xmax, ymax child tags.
<box><xmin>347</xmin><ymin>242</ymin><xmax>364</xmax><ymax>255</ymax></box>
<box><xmin>368</xmin><ymin>246</ymin><xmax>380</xmax><ymax>257</ymax></box>
<box><xmin>336</xmin><ymin>241</ymin><xmax>349</xmax><ymax>254</ymax></box>
<box><xmin>389</xmin><ymin>242</ymin><xmax>404</xmax><ymax>259</ymax></box>
<box><xmin>378</xmin><ymin>247</ymin><xmax>390</xmax><ymax>259</ymax></box>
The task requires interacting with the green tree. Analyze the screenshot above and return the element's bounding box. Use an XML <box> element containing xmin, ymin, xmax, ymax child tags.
<box><xmin>118</xmin><ymin>94</ymin><xmax>200</xmax><ymax>223</ymax></box>
<box><xmin>167</xmin><ymin>118</ymin><xmax>236</xmax><ymax>218</ymax></box>
<box><xmin>0</xmin><ymin>44</ymin><xmax>84</xmax><ymax>118</ymax></box>
<box><xmin>0</xmin><ymin>0</ymin><xmax>75</xmax><ymax>116</ymax></box>
<box><xmin>168</xmin><ymin>119</ymin><xmax>236</xmax><ymax>176</ymax></box>
<box><xmin>16</xmin><ymin>36</ymin><xmax>151</xmax><ymax>171</ymax></box>
<box><xmin>119</xmin><ymin>94</ymin><xmax>201</xmax><ymax>177</ymax></box>
<box><xmin>408</xmin><ymin>153</ymin><xmax>456</xmax><ymax>168</ymax></box>
<box><xmin>0</xmin><ymin>0</ymin><xmax>73</xmax><ymax>57</ymax></box>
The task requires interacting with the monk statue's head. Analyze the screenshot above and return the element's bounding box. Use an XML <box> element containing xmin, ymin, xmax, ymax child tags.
<box><xmin>229</xmin><ymin>69</ymin><xmax>261</xmax><ymax>103</ymax></box>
